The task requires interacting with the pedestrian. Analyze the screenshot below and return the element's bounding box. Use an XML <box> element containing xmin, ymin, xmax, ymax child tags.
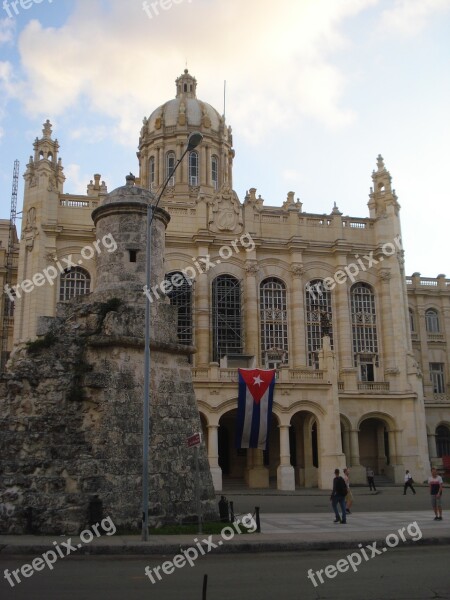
<box><xmin>403</xmin><ymin>470</ymin><xmax>416</xmax><ymax>495</ymax></box>
<box><xmin>330</xmin><ymin>468</ymin><xmax>347</xmax><ymax>524</ymax></box>
<box><xmin>428</xmin><ymin>466</ymin><xmax>443</xmax><ymax>521</ymax></box>
<box><xmin>343</xmin><ymin>467</ymin><xmax>353</xmax><ymax>514</ymax></box>
<box><xmin>366</xmin><ymin>467</ymin><xmax>377</xmax><ymax>492</ymax></box>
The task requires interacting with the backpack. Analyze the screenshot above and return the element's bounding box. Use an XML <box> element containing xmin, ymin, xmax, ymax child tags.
<box><xmin>335</xmin><ymin>476</ymin><xmax>348</xmax><ymax>496</ymax></box>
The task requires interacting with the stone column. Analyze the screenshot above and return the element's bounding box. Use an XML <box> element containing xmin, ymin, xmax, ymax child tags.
<box><xmin>158</xmin><ymin>146</ymin><xmax>164</xmax><ymax>187</ymax></box>
<box><xmin>291</xmin><ymin>264</ymin><xmax>306</xmax><ymax>367</ymax></box>
<box><xmin>342</xmin><ymin>429</ymin><xmax>351</xmax><ymax>465</ymax></box>
<box><xmin>428</xmin><ymin>433</ymin><xmax>437</xmax><ymax>461</ymax></box>
<box><xmin>388</xmin><ymin>430</ymin><xmax>397</xmax><ymax>465</ymax></box>
<box><xmin>201</xmin><ymin>146</ymin><xmax>208</xmax><ymax>186</ymax></box>
<box><xmin>244</xmin><ymin>261</ymin><xmax>259</xmax><ymax>359</ymax></box>
<box><xmin>207</xmin><ymin>425</ymin><xmax>222</xmax><ymax>490</ymax></box>
<box><xmin>195</xmin><ymin>262</ymin><xmax>210</xmax><ymax>366</ymax></box>
<box><xmin>417</xmin><ymin>308</ymin><xmax>432</xmax><ymax>397</ymax></box>
<box><xmin>379</xmin><ymin>271</ymin><xmax>396</xmax><ymax>381</ymax></box>
<box><xmin>303</xmin><ymin>420</ymin><xmax>317</xmax><ymax>488</ymax></box>
<box><xmin>248</xmin><ymin>449</ymin><xmax>269</xmax><ymax>488</ymax></box>
<box><xmin>277</xmin><ymin>425</ymin><xmax>295</xmax><ymax>490</ymax></box>
<box><xmin>176</xmin><ymin>142</ymin><xmax>183</xmax><ymax>185</ymax></box>
<box><xmin>334</xmin><ymin>262</ymin><xmax>355</xmax><ymax>388</ymax></box>
<box><xmin>349</xmin><ymin>430</ymin><xmax>361</xmax><ymax>466</ymax></box>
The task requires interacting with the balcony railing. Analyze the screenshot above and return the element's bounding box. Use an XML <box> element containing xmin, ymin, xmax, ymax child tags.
<box><xmin>357</xmin><ymin>382</ymin><xmax>390</xmax><ymax>392</ymax></box>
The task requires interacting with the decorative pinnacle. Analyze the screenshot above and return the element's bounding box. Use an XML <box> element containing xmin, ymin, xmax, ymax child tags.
<box><xmin>42</xmin><ymin>119</ymin><xmax>52</xmax><ymax>139</ymax></box>
<box><xmin>126</xmin><ymin>173</ymin><xmax>136</xmax><ymax>186</ymax></box>
<box><xmin>377</xmin><ymin>154</ymin><xmax>385</xmax><ymax>171</ymax></box>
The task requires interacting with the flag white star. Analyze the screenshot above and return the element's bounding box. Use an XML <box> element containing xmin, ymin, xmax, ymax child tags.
<box><xmin>253</xmin><ymin>375</ymin><xmax>263</xmax><ymax>386</ymax></box>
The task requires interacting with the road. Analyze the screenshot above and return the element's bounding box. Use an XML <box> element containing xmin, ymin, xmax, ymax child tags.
<box><xmin>219</xmin><ymin>485</ymin><xmax>438</xmax><ymax>516</ymax></box>
<box><xmin>1</xmin><ymin>546</ymin><xmax>449</xmax><ymax>600</ymax></box>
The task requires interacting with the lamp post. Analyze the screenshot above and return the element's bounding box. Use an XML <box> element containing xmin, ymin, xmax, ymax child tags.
<box><xmin>142</xmin><ymin>132</ymin><xmax>203</xmax><ymax>541</ymax></box>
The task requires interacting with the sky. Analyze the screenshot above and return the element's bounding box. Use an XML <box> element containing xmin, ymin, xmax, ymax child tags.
<box><xmin>0</xmin><ymin>0</ymin><xmax>449</xmax><ymax>276</ymax></box>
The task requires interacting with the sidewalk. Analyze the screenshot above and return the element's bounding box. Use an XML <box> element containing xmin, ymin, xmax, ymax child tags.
<box><xmin>1</xmin><ymin>511</ymin><xmax>449</xmax><ymax>556</ymax></box>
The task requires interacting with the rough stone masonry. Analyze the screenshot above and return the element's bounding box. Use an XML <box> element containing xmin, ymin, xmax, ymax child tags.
<box><xmin>0</xmin><ymin>175</ymin><xmax>218</xmax><ymax>534</ymax></box>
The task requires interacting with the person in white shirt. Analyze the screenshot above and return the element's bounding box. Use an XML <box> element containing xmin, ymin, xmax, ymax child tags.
<box><xmin>428</xmin><ymin>467</ymin><xmax>444</xmax><ymax>520</ymax></box>
<box><xmin>343</xmin><ymin>468</ymin><xmax>353</xmax><ymax>513</ymax></box>
<box><xmin>403</xmin><ymin>470</ymin><xmax>416</xmax><ymax>495</ymax></box>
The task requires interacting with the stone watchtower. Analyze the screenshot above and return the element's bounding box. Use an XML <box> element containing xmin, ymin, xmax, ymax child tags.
<box><xmin>0</xmin><ymin>175</ymin><xmax>217</xmax><ymax>534</ymax></box>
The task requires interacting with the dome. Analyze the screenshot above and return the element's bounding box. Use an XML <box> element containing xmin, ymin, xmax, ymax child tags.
<box><xmin>146</xmin><ymin>69</ymin><xmax>222</xmax><ymax>133</ymax></box>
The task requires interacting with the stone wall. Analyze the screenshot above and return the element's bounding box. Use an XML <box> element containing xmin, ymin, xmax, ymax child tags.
<box><xmin>0</xmin><ymin>290</ymin><xmax>218</xmax><ymax>534</ymax></box>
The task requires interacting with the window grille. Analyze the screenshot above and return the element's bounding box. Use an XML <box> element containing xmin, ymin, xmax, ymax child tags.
<box><xmin>212</xmin><ymin>275</ymin><xmax>243</xmax><ymax>362</ymax></box>
<box><xmin>59</xmin><ymin>267</ymin><xmax>91</xmax><ymax>301</ymax></box>
<box><xmin>260</xmin><ymin>278</ymin><xmax>288</xmax><ymax>367</ymax></box>
<box><xmin>164</xmin><ymin>271</ymin><xmax>193</xmax><ymax>345</ymax></box>
<box><xmin>351</xmin><ymin>283</ymin><xmax>378</xmax><ymax>367</ymax></box>
<box><xmin>305</xmin><ymin>279</ymin><xmax>333</xmax><ymax>367</ymax></box>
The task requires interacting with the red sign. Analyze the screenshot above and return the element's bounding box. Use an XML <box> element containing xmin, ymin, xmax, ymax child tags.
<box><xmin>187</xmin><ymin>432</ymin><xmax>201</xmax><ymax>448</ymax></box>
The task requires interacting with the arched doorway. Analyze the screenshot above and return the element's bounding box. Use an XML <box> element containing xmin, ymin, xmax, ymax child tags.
<box><xmin>290</xmin><ymin>411</ymin><xmax>319</xmax><ymax>487</ymax></box>
<box><xmin>436</xmin><ymin>424</ymin><xmax>450</xmax><ymax>458</ymax></box>
<box><xmin>358</xmin><ymin>417</ymin><xmax>390</xmax><ymax>475</ymax></box>
<box><xmin>218</xmin><ymin>408</ymin><xmax>280</xmax><ymax>488</ymax></box>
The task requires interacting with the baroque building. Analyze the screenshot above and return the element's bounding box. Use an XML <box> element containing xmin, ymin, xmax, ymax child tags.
<box><xmin>2</xmin><ymin>70</ymin><xmax>450</xmax><ymax>491</ymax></box>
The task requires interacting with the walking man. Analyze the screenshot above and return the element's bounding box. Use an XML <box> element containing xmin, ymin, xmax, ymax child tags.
<box><xmin>343</xmin><ymin>467</ymin><xmax>353</xmax><ymax>514</ymax></box>
<box><xmin>428</xmin><ymin>466</ymin><xmax>443</xmax><ymax>521</ymax></box>
<box><xmin>403</xmin><ymin>470</ymin><xmax>416</xmax><ymax>495</ymax></box>
<box><xmin>330</xmin><ymin>468</ymin><xmax>347</xmax><ymax>524</ymax></box>
<box><xmin>367</xmin><ymin>467</ymin><xmax>377</xmax><ymax>492</ymax></box>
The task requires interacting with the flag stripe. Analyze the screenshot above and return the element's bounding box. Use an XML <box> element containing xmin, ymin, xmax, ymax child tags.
<box><xmin>236</xmin><ymin>369</ymin><xmax>276</xmax><ymax>450</ymax></box>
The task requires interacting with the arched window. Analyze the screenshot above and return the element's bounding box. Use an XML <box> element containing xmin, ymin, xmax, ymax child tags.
<box><xmin>189</xmin><ymin>151</ymin><xmax>199</xmax><ymax>186</ymax></box>
<box><xmin>260</xmin><ymin>278</ymin><xmax>288</xmax><ymax>368</ymax></box>
<box><xmin>409</xmin><ymin>308</ymin><xmax>415</xmax><ymax>332</ymax></box>
<box><xmin>166</xmin><ymin>151</ymin><xmax>176</xmax><ymax>186</ymax></box>
<box><xmin>436</xmin><ymin>425</ymin><xmax>450</xmax><ymax>457</ymax></box>
<box><xmin>149</xmin><ymin>156</ymin><xmax>155</xmax><ymax>190</ymax></box>
<box><xmin>426</xmin><ymin>309</ymin><xmax>440</xmax><ymax>333</ymax></box>
<box><xmin>305</xmin><ymin>279</ymin><xmax>333</xmax><ymax>368</ymax></box>
<box><xmin>212</xmin><ymin>275</ymin><xmax>242</xmax><ymax>362</ymax></box>
<box><xmin>211</xmin><ymin>155</ymin><xmax>219</xmax><ymax>190</ymax></box>
<box><xmin>164</xmin><ymin>271</ymin><xmax>193</xmax><ymax>346</ymax></box>
<box><xmin>59</xmin><ymin>267</ymin><xmax>91</xmax><ymax>301</ymax></box>
<box><xmin>351</xmin><ymin>283</ymin><xmax>378</xmax><ymax>380</ymax></box>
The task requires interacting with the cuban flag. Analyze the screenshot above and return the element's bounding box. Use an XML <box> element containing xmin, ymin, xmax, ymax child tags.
<box><xmin>236</xmin><ymin>368</ymin><xmax>276</xmax><ymax>450</ymax></box>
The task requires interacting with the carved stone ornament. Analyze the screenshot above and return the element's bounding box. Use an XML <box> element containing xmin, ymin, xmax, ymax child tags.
<box><xmin>245</xmin><ymin>261</ymin><xmax>259</xmax><ymax>275</ymax></box>
<box><xmin>291</xmin><ymin>264</ymin><xmax>304</xmax><ymax>278</ymax></box>
<box><xmin>208</xmin><ymin>184</ymin><xmax>243</xmax><ymax>234</ymax></box>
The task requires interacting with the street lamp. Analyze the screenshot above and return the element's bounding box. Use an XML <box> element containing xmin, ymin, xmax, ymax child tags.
<box><xmin>142</xmin><ymin>131</ymin><xmax>203</xmax><ymax>540</ymax></box>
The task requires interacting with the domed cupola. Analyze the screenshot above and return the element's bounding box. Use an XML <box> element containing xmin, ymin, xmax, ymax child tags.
<box><xmin>137</xmin><ymin>70</ymin><xmax>235</xmax><ymax>200</ymax></box>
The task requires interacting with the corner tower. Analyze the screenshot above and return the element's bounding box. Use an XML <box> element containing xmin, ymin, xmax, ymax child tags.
<box><xmin>137</xmin><ymin>69</ymin><xmax>234</xmax><ymax>199</ymax></box>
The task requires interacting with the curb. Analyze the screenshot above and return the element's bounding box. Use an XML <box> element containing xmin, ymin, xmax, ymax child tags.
<box><xmin>1</xmin><ymin>536</ymin><xmax>450</xmax><ymax>556</ymax></box>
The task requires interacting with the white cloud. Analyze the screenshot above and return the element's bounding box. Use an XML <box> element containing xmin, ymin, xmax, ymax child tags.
<box><xmin>64</xmin><ymin>163</ymin><xmax>90</xmax><ymax>195</ymax></box>
<box><xmin>380</xmin><ymin>0</ymin><xmax>450</xmax><ymax>36</ymax></box>
<box><xmin>10</xmin><ymin>0</ymin><xmax>379</xmax><ymax>146</ymax></box>
<box><xmin>0</xmin><ymin>18</ymin><xmax>15</xmax><ymax>44</ymax></box>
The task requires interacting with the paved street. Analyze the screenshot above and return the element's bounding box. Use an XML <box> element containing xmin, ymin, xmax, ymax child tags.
<box><xmin>1</xmin><ymin>547</ymin><xmax>449</xmax><ymax>600</ymax></box>
<box><xmin>219</xmin><ymin>483</ymin><xmax>439</xmax><ymax>516</ymax></box>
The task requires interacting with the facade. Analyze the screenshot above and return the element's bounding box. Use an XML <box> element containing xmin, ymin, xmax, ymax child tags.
<box><xmin>2</xmin><ymin>70</ymin><xmax>450</xmax><ymax>490</ymax></box>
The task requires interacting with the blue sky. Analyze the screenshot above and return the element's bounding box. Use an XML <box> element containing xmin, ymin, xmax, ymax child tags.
<box><xmin>0</xmin><ymin>0</ymin><xmax>449</xmax><ymax>275</ymax></box>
